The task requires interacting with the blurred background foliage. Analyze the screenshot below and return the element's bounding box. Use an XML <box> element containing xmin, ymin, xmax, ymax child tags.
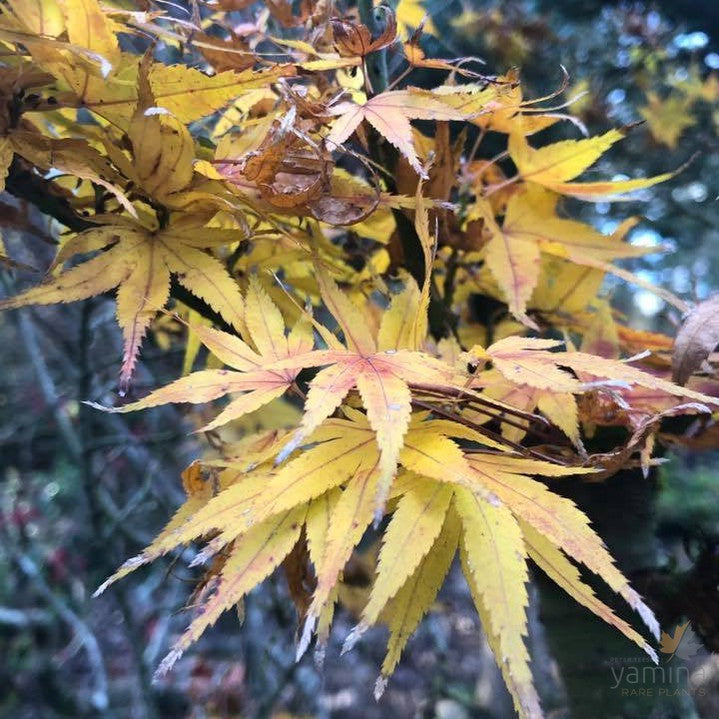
<box><xmin>2</xmin><ymin>1</ymin><xmax>719</xmax><ymax>718</ymax></box>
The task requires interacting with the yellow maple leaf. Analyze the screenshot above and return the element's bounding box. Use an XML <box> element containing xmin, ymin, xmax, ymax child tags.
<box><xmin>639</xmin><ymin>92</ymin><xmax>697</xmax><ymax>149</ymax></box>
<box><xmin>0</xmin><ymin>219</ymin><xmax>247</xmax><ymax>389</ymax></box>
<box><xmin>509</xmin><ymin>129</ymin><xmax>676</xmax><ymax>200</ymax></box>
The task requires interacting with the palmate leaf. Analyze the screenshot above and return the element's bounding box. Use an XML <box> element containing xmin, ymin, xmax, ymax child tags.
<box><xmin>473</xmin><ymin>336</ymin><xmax>719</xmax><ymax>408</ymax></box>
<box><xmin>473</xmin><ymin>186</ymin><xmax>662</xmax><ymax>324</ymax></box>
<box><xmin>268</xmin><ymin>269</ymin><xmax>461</xmax><ymax>519</ymax></box>
<box><xmin>13</xmin><ymin>0</ymin><xmax>295</xmax><ymax>130</ymax></box>
<box><xmin>0</xmin><ymin>220</ymin><xmax>247</xmax><ymax>389</ymax></box>
<box><xmin>91</xmin><ymin>265</ymin><xmax>681</xmax><ymax>703</ymax></box>
<box><xmin>99</xmin><ymin>255</ymin><xmax>460</xmax><ymax>519</ymax></box>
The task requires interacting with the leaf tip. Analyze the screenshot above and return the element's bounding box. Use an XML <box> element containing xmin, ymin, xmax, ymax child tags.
<box><xmin>373</xmin><ymin>675</ymin><xmax>388</xmax><ymax>701</ymax></box>
<box><xmin>82</xmin><ymin>399</ymin><xmax>116</xmax><ymax>413</ymax></box>
<box><xmin>189</xmin><ymin>547</ymin><xmax>214</xmax><ymax>567</ymax></box>
<box><xmin>341</xmin><ymin>623</ymin><xmax>367</xmax><ymax>656</ymax></box>
<box><xmin>296</xmin><ymin>614</ymin><xmax>317</xmax><ymax>662</ymax></box>
<box><xmin>626</xmin><ymin>589</ymin><xmax>660</xmax><ymax>641</ymax></box>
<box><xmin>154</xmin><ymin>647</ymin><xmax>184</xmax><ymax>681</ymax></box>
<box><xmin>92</xmin><ymin>580</ymin><xmax>111</xmax><ymax>598</ymax></box>
<box><xmin>644</xmin><ymin>643</ymin><xmax>659</xmax><ymax>665</ymax></box>
<box><xmin>276</xmin><ymin>432</ymin><xmax>303</xmax><ymax>465</ymax></box>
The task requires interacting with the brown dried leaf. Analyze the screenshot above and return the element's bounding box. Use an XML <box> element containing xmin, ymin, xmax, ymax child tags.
<box><xmin>194</xmin><ymin>32</ymin><xmax>256</xmax><ymax>73</ymax></box>
<box><xmin>672</xmin><ymin>295</ymin><xmax>719</xmax><ymax>385</ymax></box>
<box><xmin>267</xmin><ymin>0</ymin><xmax>313</xmax><ymax>27</ymax></box>
<box><xmin>331</xmin><ymin>7</ymin><xmax>396</xmax><ymax>57</ymax></box>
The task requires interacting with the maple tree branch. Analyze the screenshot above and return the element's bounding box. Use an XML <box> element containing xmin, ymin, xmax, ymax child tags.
<box><xmin>386</xmin><ymin>63</ymin><xmax>412</xmax><ymax>92</ymax></box>
<box><xmin>5</xmin><ymin>158</ymin><xmax>95</xmax><ymax>233</ymax></box>
<box><xmin>468</xmin><ymin>126</ymin><xmax>487</xmax><ymax>163</ymax></box>
<box><xmin>169</xmin><ymin>278</ymin><xmax>234</xmax><ymax>333</ymax></box>
<box><xmin>417</xmin><ymin>390</ymin><xmax>546</xmax><ymax>439</ymax></box>
<box><xmin>413</xmin><ymin>397</ymin><xmax>569</xmax><ymax>465</ymax></box>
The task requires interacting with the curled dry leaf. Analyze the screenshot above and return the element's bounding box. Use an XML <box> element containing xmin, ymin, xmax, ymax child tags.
<box><xmin>672</xmin><ymin>295</ymin><xmax>719</xmax><ymax>385</ymax></box>
<box><xmin>331</xmin><ymin>7</ymin><xmax>397</xmax><ymax>57</ymax></box>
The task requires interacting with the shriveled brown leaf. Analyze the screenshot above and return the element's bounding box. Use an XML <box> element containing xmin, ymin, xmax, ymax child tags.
<box><xmin>672</xmin><ymin>295</ymin><xmax>719</xmax><ymax>385</ymax></box>
<box><xmin>331</xmin><ymin>7</ymin><xmax>396</xmax><ymax>57</ymax></box>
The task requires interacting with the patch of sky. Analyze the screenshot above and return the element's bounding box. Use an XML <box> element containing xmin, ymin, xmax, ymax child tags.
<box><xmin>635</xmin><ymin>268</ymin><xmax>660</xmax><ymax>284</ymax></box>
<box><xmin>615</xmin><ymin>49</ymin><xmax>631</xmax><ymax>68</ymax></box>
<box><xmin>629</xmin><ymin>228</ymin><xmax>662</xmax><ymax>248</ymax></box>
<box><xmin>696</xmin><ymin>280</ymin><xmax>711</xmax><ymax>300</ymax></box>
<box><xmin>599</xmin><ymin>219</ymin><xmax>620</xmax><ymax>234</ymax></box>
<box><xmin>673</xmin><ymin>32</ymin><xmax>709</xmax><ymax>52</ymax></box>
<box><xmin>633</xmin><ymin>290</ymin><xmax>664</xmax><ymax>316</ymax></box>
<box><xmin>671</xmin><ymin>266</ymin><xmax>692</xmax><ymax>293</ymax></box>
<box><xmin>595</xmin><ymin>201</ymin><xmax>610</xmax><ymax>215</ymax></box>
<box><xmin>606</xmin><ymin>88</ymin><xmax>626</xmax><ymax>106</ymax></box>
<box><xmin>645</xmin><ymin>200</ymin><xmax>667</xmax><ymax>222</ymax></box>
<box><xmin>629</xmin><ymin>229</ymin><xmax>672</xmax><ymax>264</ymax></box>
<box><xmin>672</xmin><ymin>182</ymin><xmax>708</xmax><ymax>203</ymax></box>
<box><xmin>693</xmin><ymin>257</ymin><xmax>709</xmax><ymax>278</ymax></box>
<box><xmin>646</xmin><ymin>11</ymin><xmax>662</xmax><ymax>32</ymax></box>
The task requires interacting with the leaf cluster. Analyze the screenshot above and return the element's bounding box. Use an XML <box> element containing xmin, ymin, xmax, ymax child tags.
<box><xmin>1</xmin><ymin>2</ymin><xmax>718</xmax><ymax>717</ymax></box>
